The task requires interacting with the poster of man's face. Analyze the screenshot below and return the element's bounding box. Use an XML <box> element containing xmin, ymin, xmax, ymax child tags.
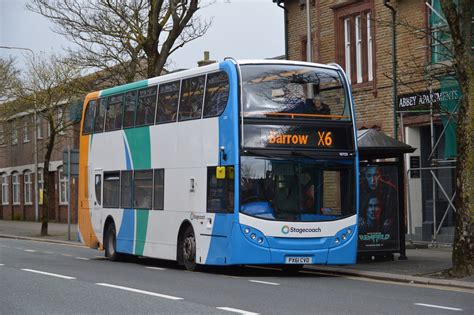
<box><xmin>358</xmin><ymin>165</ymin><xmax>400</xmax><ymax>252</ymax></box>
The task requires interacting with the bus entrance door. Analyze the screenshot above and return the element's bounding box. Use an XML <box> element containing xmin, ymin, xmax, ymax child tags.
<box><xmin>92</xmin><ymin>169</ymin><xmax>103</xmax><ymax>238</ymax></box>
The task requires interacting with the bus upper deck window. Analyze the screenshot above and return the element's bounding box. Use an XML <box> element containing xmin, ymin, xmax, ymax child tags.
<box><xmin>179</xmin><ymin>75</ymin><xmax>205</xmax><ymax>121</ymax></box>
<box><xmin>157</xmin><ymin>81</ymin><xmax>180</xmax><ymax>124</ymax></box>
<box><xmin>203</xmin><ymin>71</ymin><xmax>229</xmax><ymax>118</ymax></box>
<box><xmin>82</xmin><ymin>100</ymin><xmax>96</xmax><ymax>135</ymax></box>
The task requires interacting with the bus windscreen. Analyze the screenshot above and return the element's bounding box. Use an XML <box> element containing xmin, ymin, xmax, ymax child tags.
<box><xmin>240</xmin><ymin>156</ymin><xmax>356</xmax><ymax>222</ymax></box>
<box><xmin>241</xmin><ymin>65</ymin><xmax>350</xmax><ymax>120</ymax></box>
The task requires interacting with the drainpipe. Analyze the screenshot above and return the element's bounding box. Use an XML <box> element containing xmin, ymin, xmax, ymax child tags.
<box><xmin>275</xmin><ymin>0</ymin><xmax>289</xmax><ymax>59</ymax></box>
<box><xmin>384</xmin><ymin>0</ymin><xmax>398</xmax><ymax>140</ymax></box>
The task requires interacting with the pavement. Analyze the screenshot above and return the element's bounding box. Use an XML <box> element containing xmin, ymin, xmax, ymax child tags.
<box><xmin>1</xmin><ymin>219</ymin><xmax>473</xmax><ymax>290</ymax></box>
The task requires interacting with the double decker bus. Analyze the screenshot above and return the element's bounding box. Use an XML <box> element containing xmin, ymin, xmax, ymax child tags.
<box><xmin>78</xmin><ymin>59</ymin><xmax>358</xmax><ymax>271</ymax></box>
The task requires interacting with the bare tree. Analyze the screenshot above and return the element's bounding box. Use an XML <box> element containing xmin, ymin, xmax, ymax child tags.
<box><xmin>9</xmin><ymin>53</ymin><xmax>87</xmax><ymax>236</ymax></box>
<box><xmin>0</xmin><ymin>57</ymin><xmax>21</xmax><ymax>103</ymax></box>
<box><xmin>439</xmin><ymin>0</ymin><xmax>473</xmax><ymax>278</ymax></box>
<box><xmin>27</xmin><ymin>0</ymin><xmax>212</xmax><ymax>83</ymax></box>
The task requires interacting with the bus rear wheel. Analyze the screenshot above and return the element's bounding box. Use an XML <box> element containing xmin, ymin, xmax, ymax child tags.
<box><xmin>182</xmin><ymin>226</ymin><xmax>200</xmax><ymax>271</ymax></box>
<box><xmin>105</xmin><ymin>223</ymin><xmax>123</xmax><ymax>262</ymax></box>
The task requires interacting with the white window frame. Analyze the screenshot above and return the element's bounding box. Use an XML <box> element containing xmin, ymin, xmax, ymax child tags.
<box><xmin>344</xmin><ymin>18</ymin><xmax>351</xmax><ymax>81</ymax></box>
<box><xmin>24</xmin><ymin>171</ymin><xmax>32</xmax><ymax>205</ymax></box>
<box><xmin>58</xmin><ymin>109</ymin><xmax>65</xmax><ymax>135</ymax></box>
<box><xmin>367</xmin><ymin>12</ymin><xmax>373</xmax><ymax>81</ymax></box>
<box><xmin>1</xmin><ymin>175</ymin><xmax>9</xmax><ymax>205</ymax></box>
<box><xmin>355</xmin><ymin>15</ymin><xmax>363</xmax><ymax>84</ymax></box>
<box><xmin>12</xmin><ymin>173</ymin><xmax>20</xmax><ymax>205</ymax></box>
<box><xmin>59</xmin><ymin>167</ymin><xmax>68</xmax><ymax>205</ymax></box>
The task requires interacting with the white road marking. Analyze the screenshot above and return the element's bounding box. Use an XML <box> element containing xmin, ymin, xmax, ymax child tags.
<box><xmin>96</xmin><ymin>283</ymin><xmax>183</xmax><ymax>300</ymax></box>
<box><xmin>61</xmin><ymin>254</ymin><xmax>72</xmax><ymax>257</ymax></box>
<box><xmin>146</xmin><ymin>266</ymin><xmax>166</xmax><ymax>271</ymax></box>
<box><xmin>24</xmin><ymin>249</ymin><xmax>36</xmax><ymax>252</ymax></box>
<box><xmin>216</xmin><ymin>307</ymin><xmax>259</xmax><ymax>315</ymax></box>
<box><xmin>249</xmin><ymin>280</ymin><xmax>279</xmax><ymax>286</ymax></box>
<box><xmin>414</xmin><ymin>303</ymin><xmax>462</xmax><ymax>311</ymax></box>
<box><xmin>21</xmin><ymin>269</ymin><xmax>76</xmax><ymax>280</ymax></box>
<box><xmin>75</xmin><ymin>257</ymin><xmax>90</xmax><ymax>261</ymax></box>
<box><xmin>0</xmin><ymin>264</ymin><xmax>4</xmax><ymax>266</ymax></box>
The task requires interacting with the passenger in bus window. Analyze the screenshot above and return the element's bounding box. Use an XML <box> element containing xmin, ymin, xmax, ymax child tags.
<box><xmin>305</xmin><ymin>95</ymin><xmax>331</xmax><ymax>115</ymax></box>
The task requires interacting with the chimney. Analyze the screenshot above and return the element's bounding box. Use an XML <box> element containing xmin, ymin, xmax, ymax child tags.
<box><xmin>197</xmin><ymin>51</ymin><xmax>216</xmax><ymax>67</ymax></box>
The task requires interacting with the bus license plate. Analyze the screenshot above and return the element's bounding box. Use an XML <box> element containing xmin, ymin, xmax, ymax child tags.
<box><xmin>285</xmin><ymin>257</ymin><xmax>312</xmax><ymax>264</ymax></box>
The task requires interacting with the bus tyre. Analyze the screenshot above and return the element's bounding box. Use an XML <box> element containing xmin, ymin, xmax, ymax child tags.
<box><xmin>105</xmin><ymin>223</ymin><xmax>122</xmax><ymax>262</ymax></box>
<box><xmin>182</xmin><ymin>226</ymin><xmax>200</xmax><ymax>271</ymax></box>
<box><xmin>282</xmin><ymin>264</ymin><xmax>303</xmax><ymax>274</ymax></box>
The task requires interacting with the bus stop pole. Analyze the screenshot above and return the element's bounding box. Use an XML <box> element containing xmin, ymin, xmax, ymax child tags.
<box><xmin>67</xmin><ymin>146</ymin><xmax>71</xmax><ymax>241</ymax></box>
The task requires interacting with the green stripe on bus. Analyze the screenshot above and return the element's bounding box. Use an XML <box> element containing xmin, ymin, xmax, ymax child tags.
<box><xmin>135</xmin><ymin>210</ymin><xmax>149</xmax><ymax>256</ymax></box>
<box><xmin>123</xmin><ymin>126</ymin><xmax>151</xmax><ymax>254</ymax></box>
<box><xmin>124</xmin><ymin>127</ymin><xmax>151</xmax><ymax>170</ymax></box>
<box><xmin>100</xmin><ymin>79</ymin><xmax>149</xmax><ymax>97</ymax></box>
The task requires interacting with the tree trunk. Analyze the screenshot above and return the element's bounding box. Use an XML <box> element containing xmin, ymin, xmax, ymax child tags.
<box><xmin>40</xmin><ymin>123</ymin><xmax>56</xmax><ymax>236</ymax></box>
<box><xmin>441</xmin><ymin>0</ymin><xmax>474</xmax><ymax>277</ymax></box>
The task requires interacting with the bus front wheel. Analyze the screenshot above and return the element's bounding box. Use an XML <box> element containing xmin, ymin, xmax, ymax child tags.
<box><xmin>182</xmin><ymin>226</ymin><xmax>200</xmax><ymax>271</ymax></box>
<box><xmin>105</xmin><ymin>223</ymin><xmax>123</xmax><ymax>261</ymax></box>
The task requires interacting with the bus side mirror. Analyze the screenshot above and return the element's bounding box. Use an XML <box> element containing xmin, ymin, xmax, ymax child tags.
<box><xmin>216</xmin><ymin>166</ymin><xmax>226</xmax><ymax>179</ymax></box>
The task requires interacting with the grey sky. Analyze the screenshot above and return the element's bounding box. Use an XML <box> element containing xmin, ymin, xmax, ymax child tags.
<box><xmin>0</xmin><ymin>0</ymin><xmax>284</xmax><ymax>71</ymax></box>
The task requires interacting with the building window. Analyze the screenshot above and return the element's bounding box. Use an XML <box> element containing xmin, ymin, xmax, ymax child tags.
<box><xmin>37</xmin><ymin>116</ymin><xmax>43</xmax><ymax>139</ymax></box>
<box><xmin>0</xmin><ymin>124</ymin><xmax>4</xmax><ymax>145</ymax></box>
<box><xmin>12</xmin><ymin>173</ymin><xmax>20</xmax><ymax>205</ymax></box>
<box><xmin>23</xmin><ymin>118</ymin><xmax>30</xmax><ymax>142</ymax></box>
<box><xmin>1</xmin><ymin>174</ymin><xmax>9</xmax><ymax>205</ymax></box>
<box><xmin>335</xmin><ymin>1</ymin><xmax>373</xmax><ymax>84</ymax></box>
<box><xmin>24</xmin><ymin>171</ymin><xmax>32</xmax><ymax>205</ymax></box>
<box><xmin>58</xmin><ymin>167</ymin><xmax>68</xmax><ymax>205</ymax></box>
<box><xmin>38</xmin><ymin>169</ymin><xmax>44</xmax><ymax>205</ymax></box>
<box><xmin>11</xmin><ymin>122</ymin><xmax>18</xmax><ymax>145</ymax></box>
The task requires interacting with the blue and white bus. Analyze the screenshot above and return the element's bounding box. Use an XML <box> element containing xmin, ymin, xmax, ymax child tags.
<box><xmin>78</xmin><ymin>59</ymin><xmax>359</xmax><ymax>271</ymax></box>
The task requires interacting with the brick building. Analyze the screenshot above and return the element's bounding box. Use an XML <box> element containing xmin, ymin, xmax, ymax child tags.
<box><xmin>0</xmin><ymin>108</ymin><xmax>80</xmax><ymax>223</ymax></box>
<box><xmin>275</xmin><ymin>0</ymin><xmax>463</xmax><ymax>241</ymax></box>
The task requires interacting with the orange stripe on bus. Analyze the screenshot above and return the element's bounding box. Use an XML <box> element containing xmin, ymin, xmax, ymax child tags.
<box><xmin>78</xmin><ymin>92</ymin><xmax>100</xmax><ymax>248</ymax></box>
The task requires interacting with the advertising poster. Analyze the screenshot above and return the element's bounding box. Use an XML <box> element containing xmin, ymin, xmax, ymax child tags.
<box><xmin>358</xmin><ymin>165</ymin><xmax>400</xmax><ymax>252</ymax></box>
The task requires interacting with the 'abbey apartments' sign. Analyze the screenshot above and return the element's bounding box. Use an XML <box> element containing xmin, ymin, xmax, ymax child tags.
<box><xmin>397</xmin><ymin>88</ymin><xmax>461</xmax><ymax>111</ymax></box>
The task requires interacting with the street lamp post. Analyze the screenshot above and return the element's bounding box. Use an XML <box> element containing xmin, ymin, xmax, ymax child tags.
<box><xmin>0</xmin><ymin>45</ymin><xmax>40</xmax><ymax>222</ymax></box>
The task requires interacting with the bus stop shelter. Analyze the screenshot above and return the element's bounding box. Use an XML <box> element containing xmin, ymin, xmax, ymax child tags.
<box><xmin>357</xmin><ymin>129</ymin><xmax>415</xmax><ymax>260</ymax></box>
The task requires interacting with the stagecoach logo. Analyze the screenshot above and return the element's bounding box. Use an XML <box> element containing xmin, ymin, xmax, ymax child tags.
<box><xmin>190</xmin><ymin>213</ymin><xmax>206</xmax><ymax>220</ymax></box>
<box><xmin>281</xmin><ymin>225</ymin><xmax>322</xmax><ymax>235</ymax></box>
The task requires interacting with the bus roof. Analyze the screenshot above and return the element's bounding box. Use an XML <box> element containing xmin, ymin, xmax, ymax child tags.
<box><xmin>87</xmin><ymin>59</ymin><xmax>342</xmax><ymax>100</ymax></box>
